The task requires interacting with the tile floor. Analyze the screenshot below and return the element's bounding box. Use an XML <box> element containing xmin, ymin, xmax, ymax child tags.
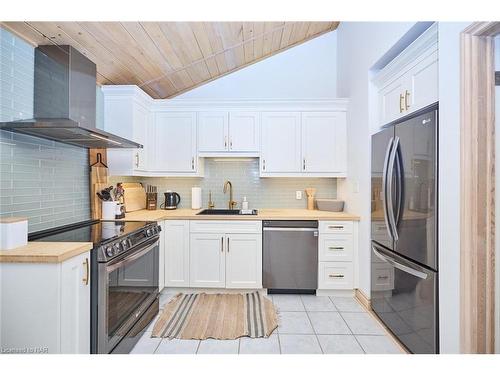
<box><xmin>130</xmin><ymin>292</ymin><xmax>404</xmax><ymax>354</ymax></box>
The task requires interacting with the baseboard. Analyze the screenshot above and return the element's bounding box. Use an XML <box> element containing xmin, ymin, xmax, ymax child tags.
<box><xmin>354</xmin><ymin>288</ymin><xmax>371</xmax><ymax>310</ymax></box>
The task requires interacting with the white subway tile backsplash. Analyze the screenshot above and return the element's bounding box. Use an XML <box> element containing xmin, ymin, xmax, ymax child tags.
<box><xmin>110</xmin><ymin>159</ymin><xmax>337</xmax><ymax>210</ymax></box>
<box><xmin>0</xmin><ymin>28</ymin><xmax>90</xmax><ymax>232</ymax></box>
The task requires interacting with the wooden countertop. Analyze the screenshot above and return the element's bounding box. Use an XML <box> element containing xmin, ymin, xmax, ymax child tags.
<box><xmin>0</xmin><ymin>242</ymin><xmax>93</xmax><ymax>263</ymax></box>
<box><xmin>123</xmin><ymin>208</ymin><xmax>360</xmax><ymax>221</ymax></box>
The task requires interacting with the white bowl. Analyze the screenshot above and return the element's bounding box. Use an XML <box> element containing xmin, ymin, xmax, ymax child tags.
<box><xmin>315</xmin><ymin>199</ymin><xmax>345</xmax><ymax>212</ymax></box>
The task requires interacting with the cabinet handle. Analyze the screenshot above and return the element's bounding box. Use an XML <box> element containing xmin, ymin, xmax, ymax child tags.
<box><xmin>229</xmin><ymin>139</ymin><xmax>233</xmax><ymax>150</ymax></box>
<box><xmin>404</xmin><ymin>90</ymin><xmax>411</xmax><ymax>110</ymax></box>
<box><xmin>377</xmin><ymin>275</ymin><xmax>389</xmax><ymax>280</ymax></box>
<box><xmin>221</xmin><ymin>236</ymin><xmax>224</xmax><ymax>252</ymax></box>
<box><xmin>329</xmin><ymin>274</ymin><xmax>345</xmax><ymax>279</ymax></box>
<box><xmin>82</xmin><ymin>258</ymin><xmax>89</xmax><ymax>285</ymax></box>
<box><xmin>328</xmin><ymin>246</ymin><xmax>344</xmax><ymax>251</ymax></box>
<box><xmin>227</xmin><ymin>237</ymin><xmax>230</xmax><ymax>253</ymax></box>
<box><xmin>399</xmin><ymin>93</ymin><xmax>405</xmax><ymax>113</ymax></box>
<box><xmin>224</xmin><ymin>136</ymin><xmax>228</xmax><ymax>149</ymax></box>
<box><xmin>328</xmin><ymin>225</ymin><xmax>344</xmax><ymax>229</ymax></box>
<box><xmin>262</xmin><ymin>159</ymin><xmax>266</xmax><ymax>171</ymax></box>
<box><xmin>135</xmin><ymin>153</ymin><xmax>139</xmax><ymax>167</ymax></box>
<box><xmin>191</xmin><ymin>157</ymin><xmax>195</xmax><ymax>170</ymax></box>
<box><xmin>303</xmin><ymin>158</ymin><xmax>306</xmax><ymax>171</ymax></box>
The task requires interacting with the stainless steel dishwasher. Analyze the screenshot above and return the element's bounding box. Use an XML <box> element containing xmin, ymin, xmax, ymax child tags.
<box><xmin>263</xmin><ymin>220</ymin><xmax>318</xmax><ymax>293</ymax></box>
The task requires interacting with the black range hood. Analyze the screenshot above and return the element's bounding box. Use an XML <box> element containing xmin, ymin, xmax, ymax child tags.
<box><xmin>0</xmin><ymin>45</ymin><xmax>142</xmax><ymax>149</ymax></box>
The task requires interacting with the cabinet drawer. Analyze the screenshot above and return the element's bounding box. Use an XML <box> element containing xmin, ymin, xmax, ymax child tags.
<box><xmin>319</xmin><ymin>234</ymin><xmax>353</xmax><ymax>262</ymax></box>
<box><xmin>371</xmin><ymin>264</ymin><xmax>394</xmax><ymax>292</ymax></box>
<box><xmin>318</xmin><ymin>262</ymin><xmax>354</xmax><ymax>290</ymax></box>
<box><xmin>190</xmin><ymin>220</ymin><xmax>262</xmax><ymax>234</ymax></box>
<box><xmin>319</xmin><ymin>221</ymin><xmax>353</xmax><ymax>234</ymax></box>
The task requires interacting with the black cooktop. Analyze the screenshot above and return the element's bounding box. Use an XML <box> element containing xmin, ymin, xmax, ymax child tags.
<box><xmin>29</xmin><ymin>220</ymin><xmax>153</xmax><ymax>245</ymax></box>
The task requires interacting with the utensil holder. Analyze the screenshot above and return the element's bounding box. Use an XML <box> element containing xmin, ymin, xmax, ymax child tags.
<box><xmin>102</xmin><ymin>201</ymin><xmax>118</xmax><ymax>220</ymax></box>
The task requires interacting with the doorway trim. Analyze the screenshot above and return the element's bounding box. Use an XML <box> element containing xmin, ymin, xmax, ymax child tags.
<box><xmin>460</xmin><ymin>22</ymin><xmax>499</xmax><ymax>353</ymax></box>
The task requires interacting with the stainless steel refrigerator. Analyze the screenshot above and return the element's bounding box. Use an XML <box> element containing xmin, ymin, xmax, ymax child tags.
<box><xmin>371</xmin><ymin>104</ymin><xmax>438</xmax><ymax>354</ymax></box>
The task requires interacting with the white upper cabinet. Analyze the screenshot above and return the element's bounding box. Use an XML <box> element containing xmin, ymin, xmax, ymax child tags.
<box><xmin>153</xmin><ymin>112</ymin><xmax>198</xmax><ymax>174</ymax></box>
<box><xmin>301</xmin><ymin>112</ymin><xmax>347</xmax><ymax>173</ymax></box>
<box><xmin>374</xmin><ymin>23</ymin><xmax>438</xmax><ymax>125</ymax></box>
<box><xmin>228</xmin><ymin>111</ymin><xmax>260</xmax><ymax>152</ymax></box>
<box><xmin>102</xmin><ymin>86</ymin><xmax>152</xmax><ymax>176</ymax></box>
<box><xmin>198</xmin><ymin>111</ymin><xmax>260</xmax><ymax>155</ymax></box>
<box><xmin>198</xmin><ymin>111</ymin><xmax>229</xmax><ymax>152</ymax></box>
<box><xmin>261</xmin><ymin>111</ymin><xmax>347</xmax><ymax>177</ymax></box>
<box><xmin>261</xmin><ymin>112</ymin><xmax>302</xmax><ymax>174</ymax></box>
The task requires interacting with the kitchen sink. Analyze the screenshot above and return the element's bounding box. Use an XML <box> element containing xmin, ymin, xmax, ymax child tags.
<box><xmin>196</xmin><ymin>209</ymin><xmax>258</xmax><ymax>215</ymax></box>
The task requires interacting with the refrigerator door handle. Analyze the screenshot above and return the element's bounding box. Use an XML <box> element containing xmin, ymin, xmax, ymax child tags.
<box><xmin>394</xmin><ymin>141</ymin><xmax>404</xmax><ymax>227</ymax></box>
<box><xmin>387</xmin><ymin>136</ymin><xmax>400</xmax><ymax>242</ymax></box>
<box><xmin>382</xmin><ymin>137</ymin><xmax>395</xmax><ymax>241</ymax></box>
<box><xmin>372</xmin><ymin>244</ymin><xmax>428</xmax><ymax>280</ymax></box>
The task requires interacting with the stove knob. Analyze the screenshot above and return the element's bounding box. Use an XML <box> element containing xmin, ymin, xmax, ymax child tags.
<box><xmin>146</xmin><ymin>229</ymin><xmax>152</xmax><ymax>236</ymax></box>
<box><xmin>105</xmin><ymin>246</ymin><xmax>114</xmax><ymax>257</ymax></box>
<box><xmin>114</xmin><ymin>243</ymin><xmax>121</xmax><ymax>253</ymax></box>
<box><xmin>121</xmin><ymin>239</ymin><xmax>128</xmax><ymax>250</ymax></box>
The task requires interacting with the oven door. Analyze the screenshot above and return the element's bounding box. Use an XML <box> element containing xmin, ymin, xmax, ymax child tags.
<box><xmin>97</xmin><ymin>237</ymin><xmax>159</xmax><ymax>353</ymax></box>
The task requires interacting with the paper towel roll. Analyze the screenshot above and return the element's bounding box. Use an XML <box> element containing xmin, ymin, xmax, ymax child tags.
<box><xmin>191</xmin><ymin>187</ymin><xmax>202</xmax><ymax>209</ymax></box>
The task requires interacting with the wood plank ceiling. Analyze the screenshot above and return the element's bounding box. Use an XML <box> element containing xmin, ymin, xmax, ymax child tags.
<box><xmin>1</xmin><ymin>22</ymin><xmax>339</xmax><ymax>98</ymax></box>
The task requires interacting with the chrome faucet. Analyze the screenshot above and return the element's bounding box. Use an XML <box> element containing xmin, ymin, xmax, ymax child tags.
<box><xmin>223</xmin><ymin>180</ymin><xmax>237</xmax><ymax>209</ymax></box>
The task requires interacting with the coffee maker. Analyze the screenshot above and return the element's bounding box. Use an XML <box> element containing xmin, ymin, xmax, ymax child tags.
<box><xmin>161</xmin><ymin>191</ymin><xmax>181</xmax><ymax>210</ymax></box>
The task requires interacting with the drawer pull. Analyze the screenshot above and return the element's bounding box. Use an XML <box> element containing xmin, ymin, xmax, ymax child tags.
<box><xmin>329</xmin><ymin>274</ymin><xmax>345</xmax><ymax>279</ymax></box>
<box><xmin>377</xmin><ymin>275</ymin><xmax>389</xmax><ymax>280</ymax></box>
<box><xmin>328</xmin><ymin>225</ymin><xmax>344</xmax><ymax>229</ymax></box>
<box><xmin>328</xmin><ymin>246</ymin><xmax>344</xmax><ymax>251</ymax></box>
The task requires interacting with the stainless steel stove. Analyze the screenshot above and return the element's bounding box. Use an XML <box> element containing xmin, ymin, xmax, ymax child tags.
<box><xmin>31</xmin><ymin>220</ymin><xmax>162</xmax><ymax>354</ymax></box>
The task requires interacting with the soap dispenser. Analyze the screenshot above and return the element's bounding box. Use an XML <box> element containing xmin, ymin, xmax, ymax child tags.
<box><xmin>242</xmin><ymin>196</ymin><xmax>249</xmax><ymax>210</ymax></box>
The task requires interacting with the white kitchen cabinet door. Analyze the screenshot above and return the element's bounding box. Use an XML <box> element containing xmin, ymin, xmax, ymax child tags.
<box><xmin>229</xmin><ymin>111</ymin><xmax>260</xmax><ymax>152</ymax></box>
<box><xmin>301</xmin><ymin>112</ymin><xmax>347</xmax><ymax>173</ymax></box>
<box><xmin>225</xmin><ymin>233</ymin><xmax>262</xmax><ymax>289</ymax></box>
<box><xmin>189</xmin><ymin>233</ymin><xmax>226</xmax><ymax>288</ymax></box>
<box><xmin>198</xmin><ymin>111</ymin><xmax>229</xmax><ymax>152</ymax></box>
<box><xmin>379</xmin><ymin>77</ymin><xmax>406</xmax><ymax>125</ymax></box>
<box><xmin>405</xmin><ymin>50</ymin><xmax>438</xmax><ymax>115</ymax></box>
<box><xmin>164</xmin><ymin>220</ymin><xmax>190</xmax><ymax>287</ymax></box>
<box><xmin>154</xmin><ymin>112</ymin><xmax>197</xmax><ymax>173</ymax></box>
<box><xmin>133</xmin><ymin>104</ymin><xmax>149</xmax><ymax>170</ymax></box>
<box><xmin>261</xmin><ymin>112</ymin><xmax>301</xmax><ymax>173</ymax></box>
<box><xmin>60</xmin><ymin>251</ymin><xmax>90</xmax><ymax>354</ymax></box>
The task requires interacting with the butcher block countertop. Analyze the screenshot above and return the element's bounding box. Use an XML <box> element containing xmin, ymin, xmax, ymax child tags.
<box><xmin>0</xmin><ymin>242</ymin><xmax>93</xmax><ymax>263</ymax></box>
<box><xmin>123</xmin><ymin>208</ymin><xmax>360</xmax><ymax>221</ymax></box>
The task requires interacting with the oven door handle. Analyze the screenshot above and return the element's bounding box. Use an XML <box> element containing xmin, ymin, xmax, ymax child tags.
<box><xmin>106</xmin><ymin>238</ymin><xmax>159</xmax><ymax>273</ymax></box>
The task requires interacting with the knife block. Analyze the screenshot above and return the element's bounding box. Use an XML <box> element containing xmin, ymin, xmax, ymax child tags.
<box><xmin>146</xmin><ymin>193</ymin><xmax>158</xmax><ymax>210</ymax></box>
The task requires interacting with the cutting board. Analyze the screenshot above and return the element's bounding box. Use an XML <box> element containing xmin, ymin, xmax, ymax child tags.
<box><xmin>122</xmin><ymin>183</ymin><xmax>147</xmax><ymax>212</ymax></box>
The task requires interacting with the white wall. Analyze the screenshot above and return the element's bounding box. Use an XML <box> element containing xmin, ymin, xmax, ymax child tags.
<box><xmin>177</xmin><ymin>31</ymin><xmax>337</xmax><ymax>99</ymax></box>
<box><xmin>437</xmin><ymin>22</ymin><xmax>470</xmax><ymax>354</ymax></box>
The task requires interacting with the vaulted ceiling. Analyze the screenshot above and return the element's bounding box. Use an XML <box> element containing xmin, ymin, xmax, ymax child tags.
<box><xmin>1</xmin><ymin>22</ymin><xmax>339</xmax><ymax>98</ymax></box>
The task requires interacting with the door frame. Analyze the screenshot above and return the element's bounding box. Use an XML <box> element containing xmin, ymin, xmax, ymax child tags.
<box><xmin>460</xmin><ymin>22</ymin><xmax>500</xmax><ymax>353</ymax></box>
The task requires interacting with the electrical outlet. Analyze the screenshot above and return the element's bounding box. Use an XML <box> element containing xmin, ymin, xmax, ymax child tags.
<box><xmin>295</xmin><ymin>191</ymin><xmax>302</xmax><ymax>200</ymax></box>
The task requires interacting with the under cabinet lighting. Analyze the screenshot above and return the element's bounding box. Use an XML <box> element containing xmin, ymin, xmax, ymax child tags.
<box><xmin>90</xmin><ymin>133</ymin><xmax>122</xmax><ymax>145</ymax></box>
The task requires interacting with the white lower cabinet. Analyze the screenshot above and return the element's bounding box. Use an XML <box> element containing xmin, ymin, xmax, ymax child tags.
<box><xmin>163</xmin><ymin>220</ymin><xmax>190</xmax><ymax>287</ymax></box>
<box><xmin>317</xmin><ymin>221</ymin><xmax>358</xmax><ymax>291</ymax></box>
<box><xmin>189</xmin><ymin>221</ymin><xmax>262</xmax><ymax>289</ymax></box>
<box><xmin>225</xmin><ymin>233</ymin><xmax>262</xmax><ymax>289</ymax></box>
<box><xmin>0</xmin><ymin>251</ymin><xmax>91</xmax><ymax>353</ymax></box>
<box><xmin>189</xmin><ymin>233</ymin><xmax>226</xmax><ymax>288</ymax></box>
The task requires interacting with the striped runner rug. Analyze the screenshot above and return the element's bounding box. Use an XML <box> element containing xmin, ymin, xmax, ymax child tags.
<box><xmin>151</xmin><ymin>292</ymin><xmax>278</xmax><ymax>340</ymax></box>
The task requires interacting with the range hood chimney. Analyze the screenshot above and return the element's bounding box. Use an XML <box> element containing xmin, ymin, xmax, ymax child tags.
<box><xmin>0</xmin><ymin>45</ymin><xmax>142</xmax><ymax>149</ymax></box>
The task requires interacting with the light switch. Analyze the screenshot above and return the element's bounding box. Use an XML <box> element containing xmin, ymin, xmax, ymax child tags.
<box><xmin>295</xmin><ymin>191</ymin><xmax>302</xmax><ymax>200</ymax></box>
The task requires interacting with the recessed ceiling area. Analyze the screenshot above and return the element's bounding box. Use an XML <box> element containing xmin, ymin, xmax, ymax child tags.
<box><xmin>1</xmin><ymin>22</ymin><xmax>339</xmax><ymax>98</ymax></box>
